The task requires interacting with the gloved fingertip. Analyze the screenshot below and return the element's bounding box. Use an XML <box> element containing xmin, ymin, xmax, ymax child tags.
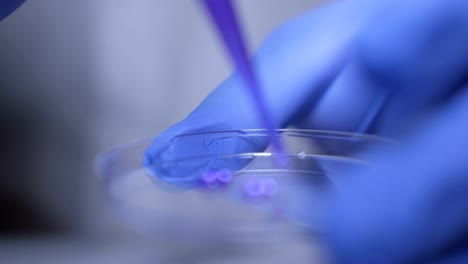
<box><xmin>144</xmin><ymin>123</ymin><xmax>186</xmax><ymax>164</ymax></box>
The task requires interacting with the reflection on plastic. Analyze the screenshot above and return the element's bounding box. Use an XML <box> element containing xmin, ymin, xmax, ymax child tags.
<box><xmin>97</xmin><ymin>129</ymin><xmax>392</xmax><ymax>240</ymax></box>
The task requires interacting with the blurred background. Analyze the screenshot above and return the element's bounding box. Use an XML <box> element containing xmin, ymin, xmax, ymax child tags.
<box><xmin>0</xmin><ymin>0</ymin><xmax>325</xmax><ymax>263</ymax></box>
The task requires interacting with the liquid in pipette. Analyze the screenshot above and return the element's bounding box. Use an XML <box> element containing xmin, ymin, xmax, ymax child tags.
<box><xmin>201</xmin><ymin>0</ymin><xmax>287</xmax><ymax>165</ymax></box>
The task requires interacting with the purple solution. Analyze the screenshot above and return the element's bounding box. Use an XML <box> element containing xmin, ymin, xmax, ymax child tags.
<box><xmin>244</xmin><ymin>178</ymin><xmax>278</xmax><ymax>198</ymax></box>
<box><xmin>200</xmin><ymin>169</ymin><xmax>233</xmax><ymax>187</ymax></box>
<box><xmin>201</xmin><ymin>0</ymin><xmax>286</xmax><ymax>163</ymax></box>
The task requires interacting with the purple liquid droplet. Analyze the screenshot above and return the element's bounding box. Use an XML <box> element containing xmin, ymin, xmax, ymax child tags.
<box><xmin>262</xmin><ymin>179</ymin><xmax>279</xmax><ymax>197</ymax></box>
<box><xmin>217</xmin><ymin>169</ymin><xmax>233</xmax><ymax>183</ymax></box>
<box><xmin>201</xmin><ymin>171</ymin><xmax>218</xmax><ymax>184</ymax></box>
<box><xmin>244</xmin><ymin>179</ymin><xmax>262</xmax><ymax>197</ymax></box>
<box><xmin>244</xmin><ymin>178</ymin><xmax>278</xmax><ymax>198</ymax></box>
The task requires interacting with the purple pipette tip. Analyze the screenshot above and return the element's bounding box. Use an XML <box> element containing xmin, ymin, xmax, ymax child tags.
<box><xmin>201</xmin><ymin>0</ymin><xmax>288</xmax><ymax>166</ymax></box>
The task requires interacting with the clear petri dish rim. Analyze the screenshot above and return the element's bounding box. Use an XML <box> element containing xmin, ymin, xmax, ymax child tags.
<box><xmin>94</xmin><ymin>129</ymin><xmax>395</xmax><ymax>241</ymax></box>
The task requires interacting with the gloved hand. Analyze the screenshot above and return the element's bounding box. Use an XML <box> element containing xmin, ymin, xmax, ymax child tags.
<box><xmin>145</xmin><ymin>0</ymin><xmax>468</xmax><ymax>263</ymax></box>
<box><xmin>144</xmin><ymin>0</ymin><xmax>380</xmax><ymax>187</ymax></box>
<box><xmin>0</xmin><ymin>0</ymin><xmax>25</xmax><ymax>22</ymax></box>
<box><xmin>322</xmin><ymin>0</ymin><xmax>468</xmax><ymax>263</ymax></box>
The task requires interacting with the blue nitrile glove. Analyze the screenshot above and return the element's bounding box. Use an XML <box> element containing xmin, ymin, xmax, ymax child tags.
<box><xmin>0</xmin><ymin>0</ymin><xmax>25</xmax><ymax>22</ymax></box>
<box><xmin>146</xmin><ymin>0</ymin><xmax>468</xmax><ymax>262</ymax></box>
<box><xmin>321</xmin><ymin>0</ymin><xmax>468</xmax><ymax>263</ymax></box>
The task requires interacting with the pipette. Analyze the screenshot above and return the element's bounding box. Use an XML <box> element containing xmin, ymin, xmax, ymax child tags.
<box><xmin>201</xmin><ymin>0</ymin><xmax>287</xmax><ymax>164</ymax></box>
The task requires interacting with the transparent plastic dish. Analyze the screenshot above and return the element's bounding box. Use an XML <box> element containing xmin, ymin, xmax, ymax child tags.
<box><xmin>96</xmin><ymin>129</ymin><xmax>392</xmax><ymax>242</ymax></box>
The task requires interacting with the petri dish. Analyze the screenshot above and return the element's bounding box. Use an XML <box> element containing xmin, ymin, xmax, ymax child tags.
<box><xmin>96</xmin><ymin>129</ymin><xmax>392</xmax><ymax>242</ymax></box>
